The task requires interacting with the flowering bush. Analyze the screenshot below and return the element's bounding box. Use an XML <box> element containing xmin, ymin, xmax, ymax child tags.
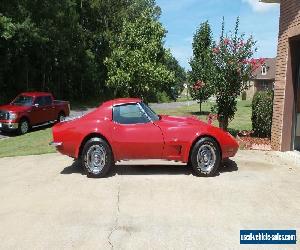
<box><xmin>210</xmin><ymin>18</ymin><xmax>265</xmax><ymax>130</ymax></box>
<box><xmin>207</xmin><ymin>113</ymin><xmax>219</xmax><ymax>125</ymax></box>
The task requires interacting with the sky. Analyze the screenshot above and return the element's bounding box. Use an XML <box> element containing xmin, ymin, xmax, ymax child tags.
<box><xmin>156</xmin><ymin>0</ymin><xmax>280</xmax><ymax>69</ymax></box>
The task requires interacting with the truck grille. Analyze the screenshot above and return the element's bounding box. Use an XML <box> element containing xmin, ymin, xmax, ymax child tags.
<box><xmin>0</xmin><ymin>110</ymin><xmax>9</xmax><ymax>120</ymax></box>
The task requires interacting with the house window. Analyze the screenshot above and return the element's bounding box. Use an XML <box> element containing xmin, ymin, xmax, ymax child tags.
<box><xmin>261</xmin><ymin>65</ymin><xmax>267</xmax><ymax>75</ymax></box>
<box><xmin>261</xmin><ymin>80</ymin><xmax>269</xmax><ymax>90</ymax></box>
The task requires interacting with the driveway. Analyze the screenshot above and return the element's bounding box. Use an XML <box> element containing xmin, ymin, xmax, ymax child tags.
<box><xmin>0</xmin><ymin>151</ymin><xmax>299</xmax><ymax>249</ymax></box>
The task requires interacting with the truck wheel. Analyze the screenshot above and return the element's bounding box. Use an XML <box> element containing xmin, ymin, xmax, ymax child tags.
<box><xmin>57</xmin><ymin>112</ymin><xmax>65</xmax><ymax>123</ymax></box>
<box><xmin>190</xmin><ymin>137</ymin><xmax>221</xmax><ymax>177</ymax></box>
<box><xmin>81</xmin><ymin>138</ymin><xmax>113</xmax><ymax>178</ymax></box>
<box><xmin>18</xmin><ymin>119</ymin><xmax>30</xmax><ymax>135</ymax></box>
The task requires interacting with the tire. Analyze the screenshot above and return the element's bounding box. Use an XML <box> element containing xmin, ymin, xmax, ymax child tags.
<box><xmin>81</xmin><ymin>137</ymin><xmax>113</xmax><ymax>178</ymax></box>
<box><xmin>57</xmin><ymin>112</ymin><xmax>65</xmax><ymax>123</ymax></box>
<box><xmin>18</xmin><ymin>119</ymin><xmax>30</xmax><ymax>135</ymax></box>
<box><xmin>190</xmin><ymin>137</ymin><xmax>221</xmax><ymax>177</ymax></box>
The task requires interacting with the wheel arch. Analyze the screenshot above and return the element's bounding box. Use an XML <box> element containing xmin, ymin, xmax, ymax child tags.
<box><xmin>187</xmin><ymin>134</ymin><xmax>222</xmax><ymax>163</ymax></box>
<box><xmin>77</xmin><ymin>132</ymin><xmax>114</xmax><ymax>160</ymax></box>
<box><xmin>58</xmin><ymin>110</ymin><xmax>66</xmax><ymax>117</ymax></box>
<box><xmin>19</xmin><ymin>115</ymin><xmax>31</xmax><ymax>125</ymax></box>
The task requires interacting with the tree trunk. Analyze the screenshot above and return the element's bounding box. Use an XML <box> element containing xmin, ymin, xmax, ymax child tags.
<box><xmin>219</xmin><ymin>115</ymin><xmax>229</xmax><ymax>131</ymax></box>
<box><xmin>199</xmin><ymin>101</ymin><xmax>202</xmax><ymax>113</ymax></box>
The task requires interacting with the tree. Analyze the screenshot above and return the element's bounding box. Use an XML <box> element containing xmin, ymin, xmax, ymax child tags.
<box><xmin>0</xmin><ymin>0</ymin><xmax>179</xmax><ymax>105</ymax></box>
<box><xmin>104</xmin><ymin>8</ymin><xmax>175</xmax><ymax>102</ymax></box>
<box><xmin>163</xmin><ymin>50</ymin><xmax>186</xmax><ymax>101</ymax></box>
<box><xmin>189</xmin><ymin>21</ymin><xmax>214</xmax><ymax>113</ymax></box>
<box><xmin>210</xmin><ymin>18</ymin><xmax>263</xmax><ymax>130</ymax></box>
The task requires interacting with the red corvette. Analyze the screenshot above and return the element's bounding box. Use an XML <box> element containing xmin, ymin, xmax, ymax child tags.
<box><xmin>51</xmin><ymin>98</ymin><xmax>238</xmax><ymax>177</ymax></box>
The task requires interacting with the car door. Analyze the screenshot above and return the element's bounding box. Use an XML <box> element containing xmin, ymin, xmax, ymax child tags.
<box><xmin>111</xmin><ymin>103</ymin><xmax>164</xmax><ymax>160</ymax></box>
<box><xmin>43</xmin><ymin>95</ymin><xmax>55</xmax><ymax>121</ymax></box>
<box><xmin>31</xmin><ymin>96</ymin><xmax>45</xmax><ymax>125</ymax></box>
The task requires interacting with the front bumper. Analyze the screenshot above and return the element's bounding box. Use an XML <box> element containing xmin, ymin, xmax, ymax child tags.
<box><xmin>49</xmin><ymin>141</ymin><xmax>63</xmax><ymax>147</ymax></box>
<box><xmin>0</xmin><ymin>122</ymin><xmax>18</xmax><ymax>131</ymax></box>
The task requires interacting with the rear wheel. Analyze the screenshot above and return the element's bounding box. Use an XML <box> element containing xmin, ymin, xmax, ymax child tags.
<box><xmin>81</xmin><ymin>138</ymin><xmax>113</xmax><ymax>178</ymax></box>
<box><xmin>57</xmin><ymin>112</ymin><xmax>65</xmax><ymax>123</ymax></box>
<box><xmin>190</xmin><ymin>137</ymin><xmax>221</xmax><ymax>177</ymax></box>
<box><xmin>18</xmin><ymin>119</ymin><xmax>30</xmax><ymax>135</ymax></box>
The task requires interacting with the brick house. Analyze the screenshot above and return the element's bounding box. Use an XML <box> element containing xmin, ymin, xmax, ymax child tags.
<box><xmin>262</xmin><ymin>0</ymin><xmax>300</xmax><ymax>151</ymax></box>
<box><xmin>245</xmin><ymin>58</ymin><xmax>276</xmax><ymax>98</ymax></box>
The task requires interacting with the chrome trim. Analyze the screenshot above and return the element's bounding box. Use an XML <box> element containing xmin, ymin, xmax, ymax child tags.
<box><xmin>49</xmin><ymin>141</ymin><xmax>63</xmax><ymax>147</ymax></box>
<box><xmin>196</xmin><ymin>144</ymin><xmax>216</xmax><ymax>173</ymax></box>
<box><xmin>85</xmin><ymin>144</ymin><xmax>106</xmax><ymax>174</ymax></box>
<box><xmin>137</xmin><ymin>102</ymin><xmax>152</xmax><ymax>123</ymax></box>
<box><xmin>0</xmin><ymin>122</ymin><xmax>19</xmax><ymax>129</ymax></box>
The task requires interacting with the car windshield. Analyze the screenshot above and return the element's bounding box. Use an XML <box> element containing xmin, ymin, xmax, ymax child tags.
<box><xmin>140</xmin><ymin>102</ymin><xmax>160</xmax><ymax>122</ymax></box>
<box><xmin>12</xmin><ymin>95</ymin><xmax>33</xmax><ymax>106</ymax></box>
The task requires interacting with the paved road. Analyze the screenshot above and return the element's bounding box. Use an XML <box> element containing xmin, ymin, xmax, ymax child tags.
<box><xmin>149</xmin><ymin>100</ymin><xmax>197</xmax><ymax>110</ymax></box>
<box><xmin>0</xmin><ymin>150</ymin><xmax>299</xmax><ymax>249</ymax></box>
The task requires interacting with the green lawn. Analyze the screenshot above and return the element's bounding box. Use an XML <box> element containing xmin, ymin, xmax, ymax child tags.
<box><xmin>153</xmin><ymin>100</ymin><xmax>252</xmax><ymax>135</ymax></box>
<box><xmin>0</xmin><ymin>127</ymin><xmax>55</xmax><ymax>158</ymax></box>
<box><xmin>0</xmin><ymin>100</ymin><xmax>252</xmax><ymax>158</ymax></box>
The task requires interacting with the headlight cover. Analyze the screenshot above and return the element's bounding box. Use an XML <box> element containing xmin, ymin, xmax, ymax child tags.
<box><xmin>9</xmin><ymin>112</ymin><xmax>17</xmax><ymax>120</ymax></box>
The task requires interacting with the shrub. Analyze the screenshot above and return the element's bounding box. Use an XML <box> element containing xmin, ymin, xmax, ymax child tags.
<box><xmin>251</xmin><ymin>90</ymin><xmax>274</xmax><ymax>137</ymax></box>
<box><xmin>156</xmin><ymin>91</ymin><xmax>171</xmax><ymax>103</ymax></box>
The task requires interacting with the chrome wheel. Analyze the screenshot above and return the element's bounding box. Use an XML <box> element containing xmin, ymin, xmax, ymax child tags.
<box><xmin>58</xmin><ymin>114</ymin><xmax>65</xmax><ymax>122</ymax></box>
<box><xmin>85</xmin><ymin>145</ymin><xmax>106</xmax><ymax>174</ymax></box>
<box><xmin>196</xmin><ymin>144</ymin><xmax>216</xmax><ymax>173</ymax></box>
<box><xmin>20</xmin><ymin>120</ymin><xmax>29</xmax><ymax>134</ymax></box>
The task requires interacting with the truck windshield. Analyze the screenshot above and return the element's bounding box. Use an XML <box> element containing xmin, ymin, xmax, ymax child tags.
<box><xmin>140</xmin><ymin>102</ymin><xmax>160</xmax><ymax>121</ymax></box>
<box><xmin>12</xmin><ymin>95</ymin><xmax>33</xmax><ymax>106</ymax></box>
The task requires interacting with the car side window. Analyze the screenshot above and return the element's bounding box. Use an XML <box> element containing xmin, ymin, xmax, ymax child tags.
<box><xmin>113</xmin><ymin>104</ymin><xmax>149</xmax><ymax>124</ymax></box>
<box><xmin>43</xmin><ymin>96</ymin><xmax>52</xmax><ymax>106</ymax></box>
<box><xmin>34</xmin><ymin>97</ymin><xmax>44</xmax><ymax>106</ymax></box>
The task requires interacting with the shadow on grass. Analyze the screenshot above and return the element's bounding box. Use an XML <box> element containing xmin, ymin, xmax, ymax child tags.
<box><xmin>0</xmin><ymin>122</ymin><xmax>53</xmax><ymax>138</ymax></box>
<box><xmin>60</xmin><ymin>159</ymin><xmax>238</xmax><ymax>178</ymax></box>
<box><xmin>189</xmin><ymin>111</ymin><xmax>210</xmax><ymax>116</ymax></box>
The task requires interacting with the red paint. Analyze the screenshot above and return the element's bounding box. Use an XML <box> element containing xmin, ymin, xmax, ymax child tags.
<box><xmin>52</xmin><ymin>98</ymin><xmax>238</xmax><ymax>162</ymax></box>
<box><xmin>0</xmin><ymin>92</ymin><xmax>70</xmax><ymax>130</ymax></box>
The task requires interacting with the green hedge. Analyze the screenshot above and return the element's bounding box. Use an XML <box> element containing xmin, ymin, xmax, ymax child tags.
<box><xmin>251</xmin><ymin>90</ymin><xmax>274</xmax><ymax>138</ymax></box>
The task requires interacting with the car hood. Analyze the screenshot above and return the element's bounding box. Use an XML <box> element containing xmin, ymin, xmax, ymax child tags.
<box><xmin>158</xmin><ymin>115</ymin><xmax>206</xmax><ymax>126</ymax></box>
<box><xmin>0</xmin><ymin>104</ymin><xmax>31</xmax><ymax>113</ymax></box>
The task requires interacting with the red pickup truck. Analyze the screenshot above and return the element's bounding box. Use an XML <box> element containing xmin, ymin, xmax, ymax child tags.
<box><xmin>0</xmin><ymin>92</ymin><xmax>70</xmax><ymax>134</ymax></box>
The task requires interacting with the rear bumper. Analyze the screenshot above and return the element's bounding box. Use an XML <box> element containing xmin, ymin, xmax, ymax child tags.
<box><xmin>0</xmin><ymin>122</ymin><xmax>18</xmax><ymax>131</ymax></box>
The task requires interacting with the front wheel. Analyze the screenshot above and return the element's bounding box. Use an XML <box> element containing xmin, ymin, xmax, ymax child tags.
<box><xmin>81</xmin><ymin>138</ymin><xmax>113</xmax><ymax>178</ymax></box>
<box><xmin>190</xmin><ymin>137</ymin><xmax>221</xmax><ymax>177</ymax></box>
<box><xmin>18</xmin><ymin>119</ymin><xmax>30</xmax><ymax>135</ymax></box>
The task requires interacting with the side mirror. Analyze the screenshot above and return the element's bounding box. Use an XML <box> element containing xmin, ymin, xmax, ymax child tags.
<box><xmin>34</xmin><ymin>103</ymin><xmax>39</xmax><ymax>108</ymax></box>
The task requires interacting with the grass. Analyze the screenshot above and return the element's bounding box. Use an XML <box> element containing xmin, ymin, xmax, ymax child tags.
<box><xmin>152</xmin><ymin>100</ymin><xmax>252</xmax><ymax>136</ymax></box>
<box><xmin>0</xmin><ymin>126</ymin><xmax>55</xmax><ymax>158</ymax></box>
<box><xmin>0</xmin><ymin>100</ymin><xmax>252</xmax><ymax>158</ymax></box>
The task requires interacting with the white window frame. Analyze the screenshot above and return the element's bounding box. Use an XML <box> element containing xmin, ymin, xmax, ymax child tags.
<box><xmin>261</xmin><ymin>65</ymin><xmax>267</xmax><ymax>76</ymax></box>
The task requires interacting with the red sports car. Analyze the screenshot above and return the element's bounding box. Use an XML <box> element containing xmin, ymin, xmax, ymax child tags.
<box><xmin>50</xmin><ymin>98</ymin><xmax>238</xmax><ymax>177</ymax></box>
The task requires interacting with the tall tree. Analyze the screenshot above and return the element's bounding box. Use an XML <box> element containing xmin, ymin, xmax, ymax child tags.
<box><xmin>163</xmin><ymin>50</ymin><xmax>186</xmax><ymax>100</ymax></box>
<box><xmin>104</xmin><ymin>8</ymin><xmax>175</xmax><ymax>102</ymax></box>
<box><xmin>189</xmin><ymin>21</ymin><xmax>213</xmax><ymax>113</ymax></box>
